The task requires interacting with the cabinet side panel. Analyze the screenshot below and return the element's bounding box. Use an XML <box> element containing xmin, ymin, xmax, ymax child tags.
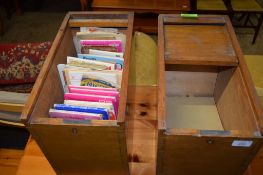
<box><xmin>215</xmin><ymin>67</ymin><xmax>259</xmax><ymax>132</ymax></box>
<box><xmin>29</xmin><ymin>124</ymin><xmax>129</xmax><ymax>175</ymax></box>
<box><xmin>30</xmin><ymin>26</ymin><xmax>76</xmax><ymax>119</ymax></box>
<box><xmin>157</xmin><ymin>133</ymin><xmax>262</xmax><ymax>175</ymax></box>
<box><xmin>21</xmin><ymin>14</ymin><xmax>71</xmax><ymax>122</ymax></box>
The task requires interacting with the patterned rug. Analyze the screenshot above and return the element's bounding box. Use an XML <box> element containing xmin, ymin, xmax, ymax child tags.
<box><xmin>0</xmin><ymin>41</ymin><xmax>51</xmax><ymax>92</ymax></box>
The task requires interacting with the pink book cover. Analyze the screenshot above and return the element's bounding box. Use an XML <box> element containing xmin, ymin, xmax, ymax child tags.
<box><xmin>69</xmin><ymin>87</ymin><xmax>119</xmax><ymax>104</ymax></box>
<box><xmin>80</xmin><ymin>40</ymin><xmax>123</xmax><ymax>52</ymax></box>
<box><xmin>49</xmin><ymin>109</ymin><xmax>102</xmax><ymax>120</ymax></box>
<box><xmin>68</xmin><ymin>85</ymin><xmax>118</xmax><ymax>92</ymax></box>
<box><xmin>64</xmin><ymin>93</ymin><xmax>118</xmax><ymax>115</ymax></box>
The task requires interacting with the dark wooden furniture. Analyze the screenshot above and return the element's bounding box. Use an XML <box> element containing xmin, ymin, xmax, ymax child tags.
<box><xmin>230</xmin><ymin>0</ymin><xmax>263</xmax><ymax>44</ymax></box>
<box><xmin>189</xmin><ymin>0</ymin><xmax>263</xmax><ymax>44</ymax></box>
<box><xmin>91</xmin><ymin>0</ymin><xmax>191</xmax><ymax>33</ymax></box>
<box><xmin>21</xmin><ymin>12</ymin><xmax>134</xmax><ymax>175</ymax></box>
<box><xmin>157</xmin><ymin>14</ymin><xmax>263</xmax><ymax>175</ymax></box>
<box><xmin>191</xmin><ymin>0</ymin><xmax>230</xmax><ymax>14</ymax></box>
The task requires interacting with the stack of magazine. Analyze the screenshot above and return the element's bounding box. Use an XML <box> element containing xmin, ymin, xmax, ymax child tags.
<box><xmin>49</xmin><ymin>27</ymin><xmax>126</xmax><ymax>121</ymax></box>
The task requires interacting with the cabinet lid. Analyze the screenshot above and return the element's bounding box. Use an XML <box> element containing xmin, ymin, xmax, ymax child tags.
<box><xmin>160</xmin><ymin>15</ymin><xmax>238</xmax><ymax>66</ymax></box>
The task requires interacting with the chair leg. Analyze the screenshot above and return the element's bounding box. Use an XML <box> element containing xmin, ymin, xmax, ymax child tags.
<box><xmin>252</xmin><ymin>14</ymin><xmax>263</xmax><ymax>44</ymax></box>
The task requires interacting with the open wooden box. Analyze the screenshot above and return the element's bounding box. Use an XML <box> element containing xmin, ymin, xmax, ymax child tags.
<box><xmin>20</xmin><ymin>12</ymin><xmax>134</xmax><ymax>175</ymax></box>
<box><xmin>157</xmin><ymin>15</ymin><xmax>263</xmax><ymax>175</ymax></box>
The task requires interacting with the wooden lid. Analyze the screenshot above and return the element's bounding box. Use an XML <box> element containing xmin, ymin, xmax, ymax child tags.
<box><xmin>161</xmin><ymin>15</ymin><xmax>238</xmax><ymax>66</ymax></box>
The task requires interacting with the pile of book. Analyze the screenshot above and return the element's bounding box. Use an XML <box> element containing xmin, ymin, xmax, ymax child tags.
<box><xmin>49</xmin><ymin>27</ymin><xmax>126</xmax><ymax>121</ymax></box>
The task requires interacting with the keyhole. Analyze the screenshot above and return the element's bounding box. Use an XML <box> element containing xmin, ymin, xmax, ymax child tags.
<box><xmin>72</xmin><ymin>128</ymin><xmax>78</xmax><ymax>135</ymax></box>
<box><xmin>207</xmin><ymin>138</ymin><xmax>214</xmax><ymax>144</ymax></box>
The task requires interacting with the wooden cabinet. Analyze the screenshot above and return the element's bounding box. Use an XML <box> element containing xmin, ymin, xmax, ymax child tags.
<box><xmin>92</xmin><ymin>0</ymin><xmax>191</xmax><ymax>33</ymax></box>
<box><xmin>20</xmin><ymin>12</ymin><xmax>134</xmax><ymax>175</ymax></box>
<box><xmin>18</xmin><ymin>12</ymin><xmax>263</xmax><ymax>175</ymax></box>
<box><xmin>157</xmin><ymin>15</ymin><xmax>263</xmax><ymax>175</ymax></box>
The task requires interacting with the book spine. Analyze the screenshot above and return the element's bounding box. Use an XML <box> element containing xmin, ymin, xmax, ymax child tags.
<box><xmin>67</xmin><ymin>56</ymin><xmax>115</xmax><ymax>70</ymax></box>
<box><xmin>89</xmin><ymin>49</ymin><xmax>124</xmax><ymax>58</ymax></box>
<box><xmin>64</xmin><ymin>93</ymin><xmax>118</xmax><ymax>115</ymax></box>
<box><xmin>68</xmin><ymin>85</ymin><xmax>118</xmax><ymax>92</ymax></box>
<box><xmin>54</xmin><ymin>104</ymin><xmax>109</xmax><ymax>120</ymax></box>
<box><xmin>49</xmin><ymin>109</ymin><xmax>102</xmax><ymax>120</ymax></box>
<box><xmin>80</xmin><ymin>40</ymin><xmax>122</xmax><ymax>52</ymax></box>
<box><xmin>69</xmin><ymin>88</ymin><xmax>119</xmax><ymax>106</ymax></box>
<box><xmin>78</xmin><ymin>54</ymin><xmax>124</xmax><ymax>69</ymax></box>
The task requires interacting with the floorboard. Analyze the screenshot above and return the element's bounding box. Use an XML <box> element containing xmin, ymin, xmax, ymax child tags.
<box><xmin>0</xmin><ymin>148</ymin><xmax>24</xmax><ymax>175</ymax></box>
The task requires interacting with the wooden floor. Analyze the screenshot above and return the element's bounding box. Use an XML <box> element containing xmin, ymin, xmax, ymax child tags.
<box><xmin>0</xmin><ymin>148</ymin><xmax>24</xmax><ymax>175</ymax></box>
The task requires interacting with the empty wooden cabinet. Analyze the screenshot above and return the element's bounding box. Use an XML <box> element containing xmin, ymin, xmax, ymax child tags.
<box><xmin>20</xmin><ymin>12</ymin><xmax>134</xmax><ymax>175</ymax></box>
<box><xmin>157</xmin><ymin>14</ymin><xmax>263</xmax><ymax>175</ymax></box>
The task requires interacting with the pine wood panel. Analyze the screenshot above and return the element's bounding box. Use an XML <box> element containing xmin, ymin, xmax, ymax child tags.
<box><xmin>157</xmin><ymin>15</ymin><xmax>166</xmax><ymax>129</ymax></box>
<box><xmin>165</xmin><ymin>71</ymin><xmax>217</xmax><ymax>97</ymax></box>
<box><xmin>157</xmin><ymin>133</ymin><xmax>262</xmax><ymax>175</ymax></box>
<box><xmin>223</xmin><ymin>17</ymin><xmax>263</xmax><ymax>133</ymax></box>
<box><xmin>20</xmin><ymin>13</ymin><xmax>71</xmax><ymax>123</ymax></box>
<box><xmin>215</xmin><ymin>67</ymin><xmax>259</xmax><ymax>132</ymax></box>
<box><xmin>16</xmin><ymin>137</ymin><xmax>261</xmax><ymax>175</ymax></box>
<box><xmin>29</xmin><ymin>25</ymin><xmax>75</xmax><ymax>120</ymax></box>
<box><xmin>29</xmin><ymin>124</ymin><xmax>128</xmax><ymax>175</ymax></box>
<box><xmin>163</xmin><ymin>15</ymin><xmax>238</xmax><ymax>66</ymax></box>
<box><xmin>127</xmin><ymin>86</ymin><xmax>158</xmax><ymax>175</ymax></box>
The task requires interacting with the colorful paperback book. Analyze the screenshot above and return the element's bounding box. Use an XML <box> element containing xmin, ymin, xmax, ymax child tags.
<box><xmin>57</xmin><ymin>64</ymin><xmax>67</xmax><ymax>93</ymax></box>
<box><xmin>73</xmin><ymin>36</ymin><xmax>81</xmax><ymax>54</ymax></box>
<box><xmin>68</xmin><ymin>87</ymin><xmax>119</xmax><ymax>104</ymax></box>
<box><xmin>64</xmin><ymin>69</ymin><xmax>122</xmax><ymax>88</ymax></box>
<box><xmin>80</xmin><ymin>76</ymin><xmax>116</xmax><ymax>88</ymax></box>
<box><xmin>80</xmin><ymin>40</ymin><xmax>123</xmax><ymax>53</ymax></box>
<box><xmin>68</xmin><ymin>85</ymin><xmax>118</xmax><ymax>92</ymax></box>
<box><xmin>64</xmin><ymin>93</ymin><xmax>118</xmax><ymax>115</ymax></box>
<box><xmin>77</xmin><ymin>27</ymin><xmax>126</xmax><ymax>53</ymax></box>
<box><xmin>49</xmin><ymin>109</ymin><xmax>103</xmax><ymax>120</ymax></box>
<box><xmin>67</xmin><ymin>56</ymin><xmax>115</xmax><ymax>70</ymax></box>
<box><xmin>88</xmin><ymin>49</ymin><xmax>123</xmax><ymax>58</ymax></box>
<box><xmin>76</xmin><ymin>33</ymin><xmax>116</xmax><ymax>40</ymax></box>
<box><xmin>78</xmin><ymin>54</ymin><xmax>124</xmax><ymax>69</ymax></box>
<box><xmin>73</xmin><ymin>34</ymin><xmax>120</xmax><ymax>54</ymax></box>
<box><xmin>64</xmin><ymin>100</ymin><xmax>116</xmax><ymax>120</ymax></box>
<box><xmin>54</xmin><ymin>104</ymin><xmax>109</xmax><ymax>120</ymax></box>
<box><xmin>80</xmin><ymin>27</ymin><xmax>119</xmax><ymax>33</ymax></box>
<box><xmin>64</xmin><ymin>100</ymin><xmax>114</xmax><ymax>111</ymax></box>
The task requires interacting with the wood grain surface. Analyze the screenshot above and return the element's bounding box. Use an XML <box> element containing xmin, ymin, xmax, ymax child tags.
<box><xmin>0</xmin><ymin>148</ymin><xmax>24</xmax><ymax>175</ymax></box>
<box><xmin>92</xmin><ymin>0</ymin><xmax>190</xmax><ymax>12</ymax></box>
